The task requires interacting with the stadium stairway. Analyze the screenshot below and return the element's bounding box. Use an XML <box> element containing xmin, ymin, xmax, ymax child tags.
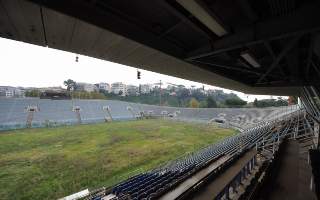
<box><xmin>235</xmin><ymin>112</ymin><xmax>317</xmax><ymax>200</ymax></box>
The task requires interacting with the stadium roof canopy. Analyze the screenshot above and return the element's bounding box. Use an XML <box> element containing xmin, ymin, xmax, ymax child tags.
<box><xmin>1</xmin><ymin>0</ymin><xmax>320</xmax><ymax>95</ymax></box>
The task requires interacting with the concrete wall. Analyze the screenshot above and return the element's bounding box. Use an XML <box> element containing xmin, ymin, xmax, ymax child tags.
<box><xmin>0</xmin><ymin>98</ymin><xmax>296</xmax><ymax>131</ymax></box>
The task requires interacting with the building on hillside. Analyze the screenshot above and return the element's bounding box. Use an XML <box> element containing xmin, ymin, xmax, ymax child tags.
<box><xmin>75</xmin><ymin>83</ymin><xmax>98</xmax><ymax>92</ymax></box>
<box><xmin>126</xmin><ymin>85</ymin><xmax>138</xmax><ymax>96</ymax></box>
<box><xmin>206</xmin><ymin>89</ymin><xmax>215</xmax><ymax>96</ymax></box>
<box><xmin>0</xmin><ymin>86</ymin><xmax>25</xmax><ymax>98</ymax></box>
<box><xmin>167</xmin><ymin>85</ymin><xmax>177</xmax><ymax>92</ymax></box>
<box><xmin>167</xmin><ymin>84</ymin><xmax>185</xmax><ymax>92</ymax></box>
<box><xmin>5</xmin><ymin>90</ymin><xmax>14</xmax><ymax>97</ymax></box>
<box><xmin>97</xmin><ymin>82</ymin><xmax>111</xmax><ymax>92</ymax></box>
<box><xmin>111</xmin><ymin>82</ymin><xmax>127</xmax><ymax>96</ymax></box>
<box><xmin>139</xmin><ymin>84</ymin><xmax>152</xmax><ymax>94</ymax></box>
<box><xmin>196</xmin><ymin>87</ymin><xmax>206</xmax><ymax>94</ymax></box>
<box><xmin>13</xmin><ymin>88</ymin><xmax>25</xmax><ymax>97</ymax></box>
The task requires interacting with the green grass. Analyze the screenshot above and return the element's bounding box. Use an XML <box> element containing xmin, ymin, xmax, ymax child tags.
<box><xmin>0</xmin><ymin>119</ymin><xmax>236</xmax><ymax>200</ymax></box>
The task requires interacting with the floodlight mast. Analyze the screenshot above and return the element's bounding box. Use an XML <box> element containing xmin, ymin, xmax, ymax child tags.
<box><xmin>160</xmin><ymin>80</ymin><xmax>162</xmax><ymax>106</ymax></box>
<box><xmin>153</xmin><ymin>80</ymin><xmax>163</xmax><ymax>106</ymax></box>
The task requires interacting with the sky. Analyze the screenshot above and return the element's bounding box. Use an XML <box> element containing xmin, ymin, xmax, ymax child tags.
<box><xmin>0</xmin><ymin>37</ymin><xmax>283</xmax><ymax>102</ymax></box>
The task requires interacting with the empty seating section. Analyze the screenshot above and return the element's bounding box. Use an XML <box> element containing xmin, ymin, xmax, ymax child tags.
<box><xmin>34</xmin><ymin>100</ymin><xmax>75</xmax><ymax>122</ymax></box>
<box><xmin>0</xmin><ymin>98</ymin><xmax>298</xmax><ymax>130</ymax></box>
<box><xmin>90</xmin><ymin>114</ymin><xmax>298</xmax><ymax>200</ymax></box>
<box><xmin>111</xmin><ymin>171</ymin><xmax>189</xmax><ymax>200</ymax></box>
<box><xmin>0</xmin><ymin>99</ymin><xmax>303</xmax><ymax>199</ymax></box>
<box><xmin>0</xmin><ymin>98</ymin><xmax>30</xmax><ymax>129</ymax></box>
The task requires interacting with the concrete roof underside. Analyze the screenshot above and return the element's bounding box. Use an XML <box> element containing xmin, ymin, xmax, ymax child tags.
<box><xmin>1</xmin><ymin>0</ymin><xmax>320</xmax><ymax>96</ymax></box>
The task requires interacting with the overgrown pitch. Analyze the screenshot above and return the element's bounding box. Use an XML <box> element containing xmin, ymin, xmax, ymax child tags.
<box><xmin>0</xmin><ymin>119</ymin><xmax>236</xmax><ymax>200</ymax></box>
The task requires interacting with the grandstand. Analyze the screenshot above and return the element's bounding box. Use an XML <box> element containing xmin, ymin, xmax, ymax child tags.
<box><xmin>1</xmin><ymin>0</ymin><xmax>320</xmax><ymax>199</ymax></box>
<box><xmin>81</xmin><ymin>109</ymin><xmax>317</xmax><ymax>200</ymax></box>
<box><xmin>0</xmin><ymin>98</ymin><xmax>296</xmax><ymax>131</ymax></box>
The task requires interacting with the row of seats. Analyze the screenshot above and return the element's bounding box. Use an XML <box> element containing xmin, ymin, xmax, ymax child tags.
<box><xmin>0</xmin><ymin>98</ymin><xmax>296</xmax><ymax>130</ymax></box>
<box><xmin>92</xmin><ymin>115</ymin><xmax>298</xmax><ymax>200</ymax></box>
<box><xmin>111</xmin><ymin>168</ymin><xmax>194</xmax><ymax>199</ymax></box>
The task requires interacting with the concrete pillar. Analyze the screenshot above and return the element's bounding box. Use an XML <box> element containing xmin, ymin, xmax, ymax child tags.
<box><xmin>238</xmin><ymin>171</ymin><xmax>242</xmax><ymax>184</ymax></box>
<box><xmin>225</xmin><ymin>185</ymin><xmax>230</xmax><ymax>199</ymax></box>
<box><xmin>235</xmin><ymin>173</ymin><xmax>241</xmax><ymax>187</ymax></box>
<box><xmin>241</xmin><ymin>169</ymin><xmax>245</xmax><ymax>182</ymax></box>
<box><xmin>245</xmin><ymin>165</ymin><xmax>248</xmax><ymax>177</ymax></box>
<box><xmin>313</xmin><ymin>120</ymin><xmax>319</xmax><ymax>149</ymax></box>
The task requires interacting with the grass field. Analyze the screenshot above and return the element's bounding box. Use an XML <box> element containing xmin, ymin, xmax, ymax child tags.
<box><xmin>0</xmin><ymin>119</ymin><xmax>236</xmax><ymax>200</ymax></box>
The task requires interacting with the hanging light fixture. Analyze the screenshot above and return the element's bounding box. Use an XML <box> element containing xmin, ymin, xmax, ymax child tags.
<box><xmin>176</xmin><ymin>0</ymin><xmax>227</xmax><ymax>37</ymax></box>
<box><xmin>240</xmin><ymin>51</ymin><xmax>261</xmax><ymax>68</ymax></box>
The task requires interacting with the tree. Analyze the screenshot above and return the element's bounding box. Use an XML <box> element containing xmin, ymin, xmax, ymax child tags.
<box><xmin>199</xmin><ymin>101</ymin><xmax>208</xmax><ymax>108</ymax></box>
<box><xmin>25</xmin><ymin>89</ymin><xmax>40</xmax><ymax>97</ymax></box>
<box><xmin>275</xmin><ymin>97</ymin><xmax>288</xmax><ymax>107</ymax></box>
<box><xmin>288</xmin><ymin>96</ymin><xmax>297</xmax><ymax>105</ymax></box>
<box><xmin>225</xmin><ymin>98</ymin><xmax>247</xmax><ymax>107</ymax></box>
<box><xmin>253</xmin><ymin>98</ymin><xmax>288</xmax><ymax>108</ymax></box>
<box><xmin>63</xmin><ymin>79</ymin><xmax>76</xmax><ymax>91</ymax></box>
<box><xmin>192</xmin><ymin>89</ymin><xmax>206</xmax><ymax>101</ymax></box>
<box><xmin>253</xmin><ymin>98</ymin><xmax>258</xmax><ymax>107</ymax></box>
<box><xmin>177</xmin><ymin>88</ymin><xmax>190</xmax><ymax>99</ymax></box>
<box><xmin>189</xmin><ymin>98</ymin><xmax>199</xmax><ymax>108</ymax></box>
<box><xmin>176</xmin><ymin>88</ymin><xmax>190</xmax><ymax>107</ymax></box>
<box><xmin>206</xmin><ymin>97</ymin><xmax>217</xmax><ymax>108</ymax></box>
<box><xmin>72</xmin><ymin>91</ymin><xmax>106</xmax><ymax>99</ymax></box>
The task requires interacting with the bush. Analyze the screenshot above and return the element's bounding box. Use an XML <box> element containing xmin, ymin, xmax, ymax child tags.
<box><xmin>225</xmin><ymin>98</ymin><xmax>247</xmax><ymax>107</ymax></box>
<box><xmin>189</xmin><ymin>98</ymin><xmax>200</xmax><ymax>108</ymax></box>
<box><xmin>207</xmin><ymin>97</ymin><xmax>217</xmax><ymax>108</ymax></box>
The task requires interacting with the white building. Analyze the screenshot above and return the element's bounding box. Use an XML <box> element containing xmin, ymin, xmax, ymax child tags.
<box><xmin>126</xmin><ymin>85</ymin><xmax>138</xmax><ymax>96</ymax></box>
<box><xmin>167</xmin><ymin>85</ymin><xmax>176</xmax><ymax>91</ymax></box>
<box><xmin>111</xmin><ymin>82</ymin><xmax>127</xmax><ymax>96</ymax></box>
<box><xmin>75</xmin><ymin>83</ymin><xmax>98</xmax><ymax>92</ymax></box>
<box><xmin>98</xmin><ymin>82</ymin><xmax>111</xmax><ymax>92</ymax></box>
<box><xmin>0</xmin><ymin>86</ymin><xmax>25</xmax><ymax>98</ymax></box>
<box><xmin>13</xmin><ymin>88</ymin><xmax>25</xmax><ymax>97</ymax></box>
<box><xmin>5</xmin><ymin>90</ymin><xmax>14</xmax><ymax>97</ymax></box>
<box><xmin>139</xmin><ymin>84</ymin><xmax>152</xmax><ymax>94</ymax></box>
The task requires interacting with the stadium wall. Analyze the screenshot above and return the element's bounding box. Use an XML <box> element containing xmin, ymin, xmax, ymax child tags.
<box><xmin>0</xmin><ymin>98</ymin><xmax>298</xmax><ymax>131</ymax></box>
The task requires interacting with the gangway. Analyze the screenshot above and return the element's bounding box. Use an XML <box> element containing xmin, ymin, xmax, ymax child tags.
<box><xmin>25</xmin><ymin>105</ymin><xmax>39</xmax><ymax>128</ymax></box>
<box><xmin>72</xmin><ymin>106</ymin><xmax>82</xmax><ymax>124</ymax></box>
<box><xmin>103</xmin><ymin>106</ymin><xmax>113</xmax><ymax>122</ymax></box>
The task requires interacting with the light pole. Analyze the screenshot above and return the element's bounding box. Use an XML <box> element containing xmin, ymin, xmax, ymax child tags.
<box><xmin>159</xmin><ymin>80</ymin><xmax>162</xmax><ymax>106</ymax></box>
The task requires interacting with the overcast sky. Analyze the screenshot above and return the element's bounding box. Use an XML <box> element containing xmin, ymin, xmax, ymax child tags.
<box><xmin>0</xmin><ymin>37</ymin><xmax>283</xmax><ymax>102</ymax></box>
